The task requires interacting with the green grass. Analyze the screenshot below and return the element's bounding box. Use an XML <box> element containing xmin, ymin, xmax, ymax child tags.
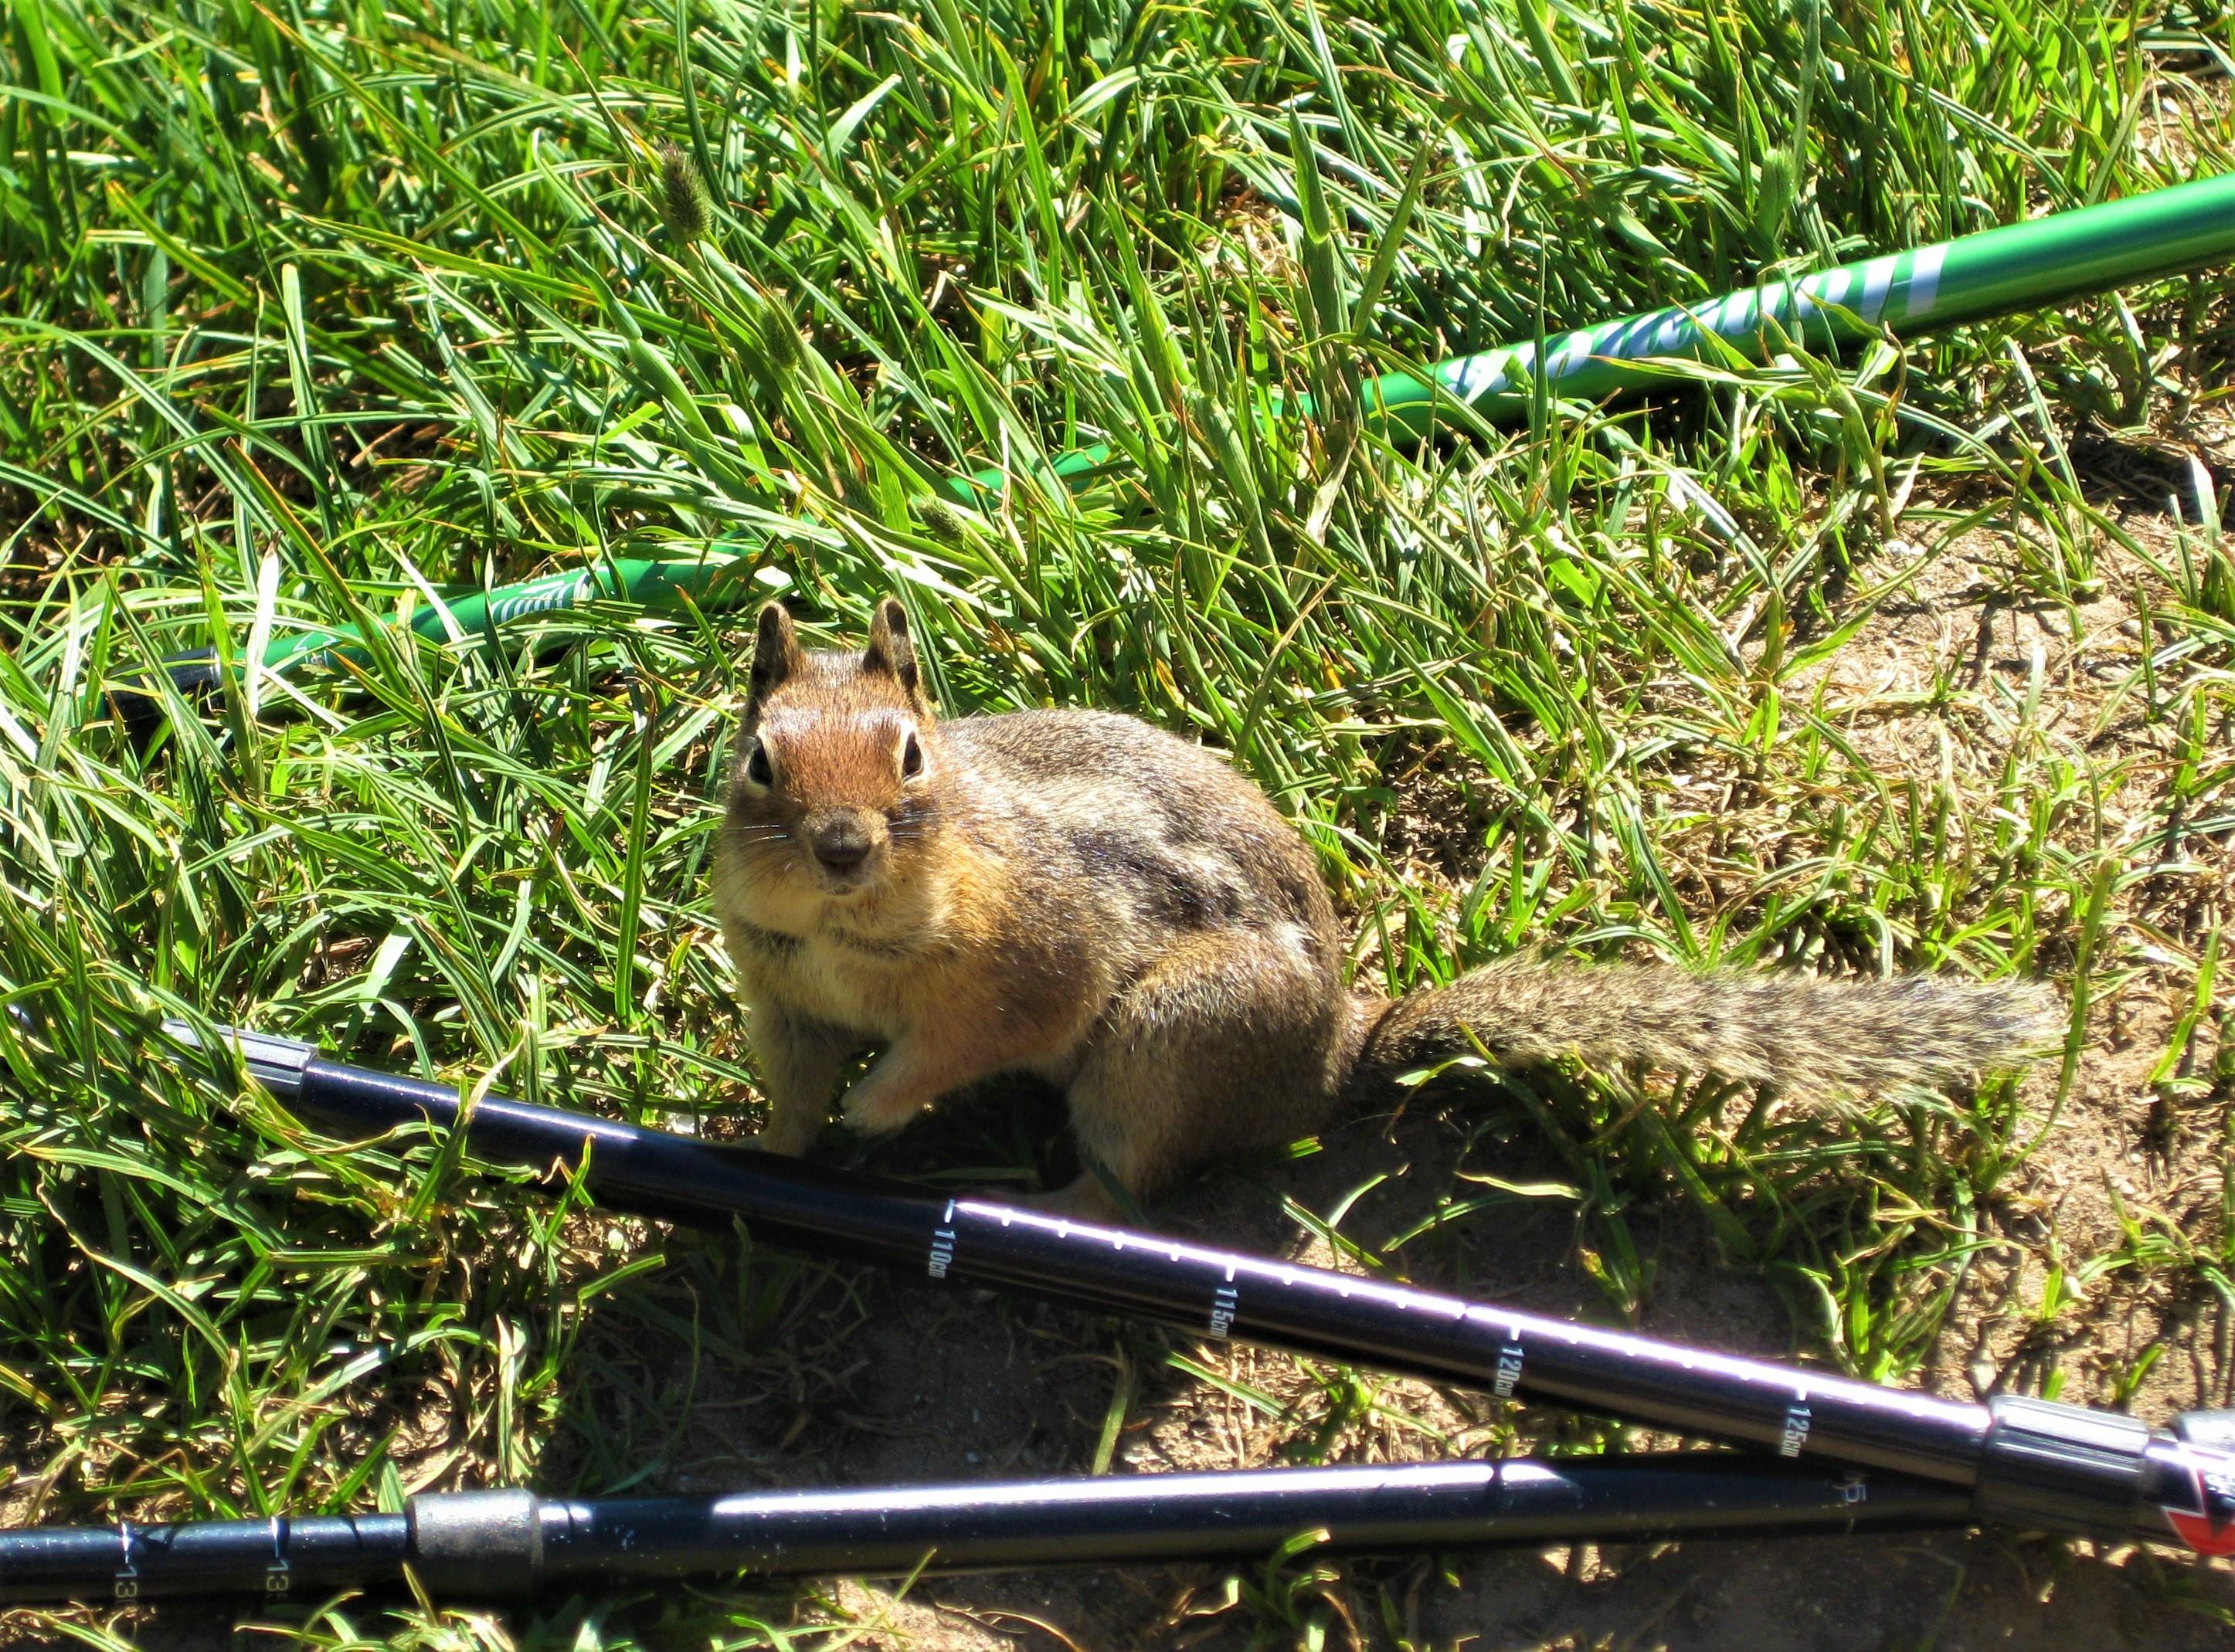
<box><xmin>1</xmin><ymin>0</ymin><xmax>2233</xmax><ymax>1644</ymax></box>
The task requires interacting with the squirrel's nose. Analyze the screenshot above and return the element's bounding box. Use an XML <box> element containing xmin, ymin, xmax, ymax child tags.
<box><xmin>810</xmin><ymin>822</ymin><xmax>871</xmax><ymax>873</ymax></box>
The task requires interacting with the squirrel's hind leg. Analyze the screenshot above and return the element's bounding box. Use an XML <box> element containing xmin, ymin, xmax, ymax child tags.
<box><xmin>1052</xmin><ymin>933</ymin><xmax>1346</xmax><ymax>1216</ymax></box>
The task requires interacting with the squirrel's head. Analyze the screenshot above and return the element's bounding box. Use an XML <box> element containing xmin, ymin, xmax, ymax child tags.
<box><xmin>724</xmin><ymin>597</ymin><xmax>945</xmax><ymax>899</ymax></box>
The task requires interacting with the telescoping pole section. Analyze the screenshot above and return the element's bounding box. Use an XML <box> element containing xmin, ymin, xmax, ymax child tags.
<box><xmin>950</xmin><ymin>170</ymin><xmax>2235</xmax><ymax>497</ymax></box>
<box><xmin>0</xmin><ymin>1458</ymin><xmax>1966</xmax><ymax>1605</ymax></box>
<box><xmin>175</xmin><ymin>1021</ymin><xmax>2235</xmax><ymax>1557</ymax></box>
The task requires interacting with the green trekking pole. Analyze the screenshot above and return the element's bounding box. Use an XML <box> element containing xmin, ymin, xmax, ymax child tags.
<box><xmin>1368</xmin><ymin>167</ymin><xmax>2235</xmax><ymax>437</ymax></box>
<box><xmin>107</xmin><ymin>555</ymin><xmax>766</xmax><ymax>739</ymax></box>
<box><xmin>112</xmin><ymin>173</ymin><xmax>2235</xmax><ymax>731</ymax></box>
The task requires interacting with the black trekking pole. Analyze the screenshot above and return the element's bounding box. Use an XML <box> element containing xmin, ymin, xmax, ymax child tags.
<box><xmin>0</xmin><ymin>1457</ymin><xmax>1965</xmax><ymax>1605</ymax></box>
<box><xmin>161</xmin><ymin>1019</ymin><xmax>2235</xmax><ymax>1558</ymax></box>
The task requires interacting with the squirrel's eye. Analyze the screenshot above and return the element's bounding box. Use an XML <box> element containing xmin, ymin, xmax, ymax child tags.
<box><xmin>745</xmin><ymin>739</ymin><xmax>774</xmax><ymax>786</ymax></box>
<box><xmin>901</xmin><ymin>732</ymin><xmax>923</xmax><ymax>779</ymax></box>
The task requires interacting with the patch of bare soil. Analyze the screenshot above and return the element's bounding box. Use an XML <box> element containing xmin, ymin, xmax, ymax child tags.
<box><xmin>1792</xmin><ymin>523</ymin><xmax>2232</xmax><ymax>1432</ymax></box>
<box><xmin>557</xmin><ymin>1070</ymin><xmax>2235</xmax><ymax>1652</ymax></box>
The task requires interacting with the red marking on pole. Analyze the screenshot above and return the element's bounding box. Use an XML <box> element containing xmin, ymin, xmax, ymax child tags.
<box><xmin>2165</xmin><ymin>1508</ymin><xmax>2235</xmax><ymax>1557</ymax></box>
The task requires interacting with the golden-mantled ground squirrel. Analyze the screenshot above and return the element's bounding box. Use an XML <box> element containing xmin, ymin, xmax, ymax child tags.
<box><xmin>712</xmin><ymin>599</ymin><xmax>2060</xmax><ymax>1216</ymax></box>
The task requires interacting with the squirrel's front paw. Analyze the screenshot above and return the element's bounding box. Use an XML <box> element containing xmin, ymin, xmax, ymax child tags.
<box><xmin>744</xmin><ymin>1115</ymin><xmax>820</xmax><ymax>1157</ymax></box>
<box><xmin>839</xmin><ymin>1076</ymin><xmax>926</xmax><ymax>1137</ymax></box>
<box><xmin>1017</xmin><ymin>1175</ymin><xmax>1124</xmax><ymax>1225</ymax></box>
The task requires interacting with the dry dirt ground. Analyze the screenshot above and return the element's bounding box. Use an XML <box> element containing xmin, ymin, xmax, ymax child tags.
<box><xmin>543</xmin><ymin>1036</ymin><xmax>2235</xmax><ymax>1652</ymax></box>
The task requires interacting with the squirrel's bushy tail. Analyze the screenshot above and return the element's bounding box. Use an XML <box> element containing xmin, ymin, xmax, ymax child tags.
<box><xmin>1344</xmin><ymin>957</ymin><xmax>2062</xmax><ymax>1100</ymax></box>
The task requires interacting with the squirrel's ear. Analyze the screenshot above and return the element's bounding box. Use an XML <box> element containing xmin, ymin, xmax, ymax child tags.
<box><xmin>748</xmin><ymin>602</ymin><xmax>803</xmax><ymax>706</ymax></box>
<box><xmin>863</xmin><ymin>597</ymin><xmax>922</xmax><ymax>701</ymax></box>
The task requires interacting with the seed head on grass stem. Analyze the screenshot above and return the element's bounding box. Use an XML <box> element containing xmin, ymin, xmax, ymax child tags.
<box><xmin>656</xmin><ymin>141</ymin><xmax>710</xmax><ymax>244</ymax></box>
